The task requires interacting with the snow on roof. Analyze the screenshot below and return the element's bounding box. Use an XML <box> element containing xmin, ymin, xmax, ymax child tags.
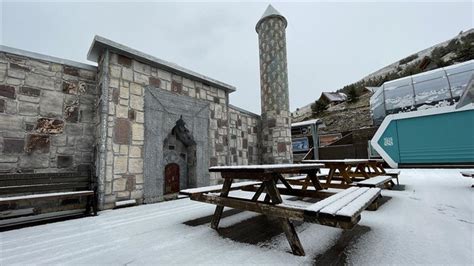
<box><xmin>321</xmin><ymin>92</ymin><xmax>347</xmax><ymax>102</ymax></box>
<box><xmin>291</xmin><ymin>119</ymin><xmax>321</xmax><ymax>127</ymax></box>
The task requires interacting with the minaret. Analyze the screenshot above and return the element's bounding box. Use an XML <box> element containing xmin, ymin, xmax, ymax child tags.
<box><xmin>256</xmin><ymin>5</ymin><xmax>293</xmax><ymax>164</ymax></box>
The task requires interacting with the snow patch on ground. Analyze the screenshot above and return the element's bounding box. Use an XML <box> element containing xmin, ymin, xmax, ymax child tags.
<box><xmin>0</xmin><ymin>168</ymin><xmax>472</xmax><ymax>265</ymax></box>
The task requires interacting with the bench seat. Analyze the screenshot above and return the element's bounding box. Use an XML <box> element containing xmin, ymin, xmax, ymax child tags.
<box><xmin>0</xmin><ymin>191</ymin><xmax>94</xmax><ymax>204</ymax></box>
<box><xmin>179</xmin><ymin>181</ymin><xmax>261</xmax><ymax>196</ymax></box>
<box><xmin>306</xmin><ymin>187</ymin><xmax>381</xmax><ymax>222</ymax></box>
<box><xmin>356</xmin><ymin>175</ymin><xmax>392</xmax><ymax>188</ymax></box>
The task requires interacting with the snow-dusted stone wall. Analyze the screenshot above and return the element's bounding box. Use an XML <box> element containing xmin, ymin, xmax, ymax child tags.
<box><xmin>0</xmin><ymin>47</ymin><xmax>97</xmax><ymax>173</ymax></box>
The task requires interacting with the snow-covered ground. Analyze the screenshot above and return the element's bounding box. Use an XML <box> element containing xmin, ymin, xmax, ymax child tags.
<box><xmin>1</xmin><ymin>169</ymin><xmax>473</xmax><ymax>265</ymax></box>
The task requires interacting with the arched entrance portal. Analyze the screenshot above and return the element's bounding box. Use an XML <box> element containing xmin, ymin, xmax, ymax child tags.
<box><xmin>164</xmin><ymin>163</ymin><xmax>180</xmax><ymax>194</ymax></box>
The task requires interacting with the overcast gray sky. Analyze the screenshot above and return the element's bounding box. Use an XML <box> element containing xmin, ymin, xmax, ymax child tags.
<box><xmin>1</xmin><ymin>1</ymin><xmax>473</xmax><ymax>113</ymax></box>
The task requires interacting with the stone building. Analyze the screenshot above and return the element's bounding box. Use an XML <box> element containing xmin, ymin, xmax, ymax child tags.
<box><xmin>0</xmin><ymin>5</ymin><xmax>291</xmax><ymax>209</ymax></box>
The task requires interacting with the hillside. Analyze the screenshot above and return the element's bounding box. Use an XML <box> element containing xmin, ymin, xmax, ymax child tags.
<box><xmin>292</xmin><ymin>28</ymin><xmax>474</xmax><ymax>134</ymax></box>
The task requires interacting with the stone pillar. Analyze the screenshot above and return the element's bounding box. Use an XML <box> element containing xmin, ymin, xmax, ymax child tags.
<box><xmin>256</xmin><ymin>5</ymin><xmax>293</xmax><ymax>164</ymax></box>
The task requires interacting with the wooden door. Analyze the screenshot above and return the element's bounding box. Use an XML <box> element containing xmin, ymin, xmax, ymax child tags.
<box><xmin>165</xmin><ymin>163</ymin><xmax>180</xmax><ymax>194</ymax></box>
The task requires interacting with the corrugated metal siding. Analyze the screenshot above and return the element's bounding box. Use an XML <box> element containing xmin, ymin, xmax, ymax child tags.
<box><xmin>397</xmin><ymin>109</ymin><xmax>474</xmax><ymax>164</ymax></box>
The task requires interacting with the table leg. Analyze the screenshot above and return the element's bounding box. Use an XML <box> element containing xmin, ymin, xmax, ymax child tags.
<box><xmin>251</xmin><ymin>182</ymin><xmax>266</xmax><ymax>201</ymax></box>
<box><xmin>264</xmin><ymin>178</ymin><xmax>305</xmax><ymax>256</ymax></box>
<box><xmin>326</xmin><ymin>167</ymin><xmax>336</xmax><ymax>184</ymax></box>
<box><xmin>210</xmin><ymin>178</ymin><xmax>233</xmax><ymax>230</ymax></box>
<box><xmin>276</xmin><ymin>173</ymin><xmax>293</xmax><ymax>191</ymax></box>
<box><xmin>338</xmin><ymin>166</ymin><xmax>353</xmax><ymax>184</ymax></box>
<box><xmin>354</xmin><ymin>163</ymin><xmax>370</xmax><ymax>179</ymax></box>
<box><xmin>308</xmin><ymin>170</ymin><xmax>323</xmax><ymax>190</ymax></box>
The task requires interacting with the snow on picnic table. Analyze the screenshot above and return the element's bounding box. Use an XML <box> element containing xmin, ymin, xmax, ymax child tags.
<box><xmin>1</xmin><ymin>169</ymin><xmax>473</xmax><ymax>265</ymax></box>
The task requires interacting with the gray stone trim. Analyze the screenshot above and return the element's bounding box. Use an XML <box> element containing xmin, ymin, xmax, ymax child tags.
<box><xmin>229</xmin><ymin>104</ymin><xmax>260</xmax><ymax>118</ymax></box>
<box><xmin>0</xmin><ymin>45</ymin><xmax>97</xmax><ymax>71</ymax></box>
<box><xmin>87</xmin><ymin>35</ymin><xmax>236</xmax><ymax>93</ymax></box>
<box><xmin>97</xmin><ymin>49</ymin><xmax>110</xmax><ymax>210</ymax></box>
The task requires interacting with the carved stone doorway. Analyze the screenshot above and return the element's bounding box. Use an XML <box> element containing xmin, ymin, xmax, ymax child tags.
<box><xmin>164</xmin><ymin>163</ymin><xmax>180</xmax><ymax>194</ymax></box>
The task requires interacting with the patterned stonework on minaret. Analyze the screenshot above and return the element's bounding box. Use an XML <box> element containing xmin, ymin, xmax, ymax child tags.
<box><xmin>256</xmin><ymin>5</ymin><xmax>293</xmax><ymax>164</ymax></box>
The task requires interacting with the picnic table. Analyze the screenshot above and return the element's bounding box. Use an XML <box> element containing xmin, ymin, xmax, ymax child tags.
<box><xmin>181</xmin><ymin>163</ymin><xmax>381</xmax><ymax>256</ymax></box>
<box><xmin>301</xmin><ymin>159</ymin><xmax>398</xmax><ymax>187</ymax></box>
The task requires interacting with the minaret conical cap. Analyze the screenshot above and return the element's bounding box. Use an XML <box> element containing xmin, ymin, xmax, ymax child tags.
<box><xmin>256</xmin><ymin>4</ymin><xmax>287</xmax><ymax>32</ymax></box>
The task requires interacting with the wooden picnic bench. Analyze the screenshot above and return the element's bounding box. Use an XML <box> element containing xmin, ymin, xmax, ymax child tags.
<box><xmin>181</xmin><ymin>163</ymin><xmax>381</xmax><ymax>256</ymax></box>
<box><xmin>0</xmin><ymin>171</ymin><xmax>98</xmax><ymax>228</ymax></box>
<box><xmin>301</xmin><ymin>159</ymin><xmax>398</xmax><ymax>188</ymax></box>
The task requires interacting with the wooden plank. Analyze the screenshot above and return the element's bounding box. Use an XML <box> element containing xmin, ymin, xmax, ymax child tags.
<box><xmin>179</xmin><ymin>181</ymin><xmax>261</xmax><ymax>196</ymax></box>
<box><xmin>0</xmin><ymin>182</ymin><xmax>90</xmax><ymax>195</ymax></box>
<box><xmin>242</xmin><ymin>184</ymin><xmax>336</xmax><ymax>199</ymax></box>
<box><xmin>0</xmin><ymin>191</ymin><xmax>94</xmax><ymax>203</ymax></box>
<box><xmin>210</xmin><ymin>178</ymin><xmax>233</xmax><ymax>229</ymax></box>
<box><xmin>356</xmin><ymin>176</ymin><xmax>392</xmax><ymax>188</ymax></box>
<box><xmin>209</xmin><ymin>163</ymin><xmax>324</xmax><ymax>173</ymax></box>
<box><xmin>251</xmin><ymin>183</ymin><xmax>265</xmax><ymax>201</ymax></box>
<box><xmin>0</xmin><ymin>172</ymin><xmax>89</xmax><ymax>180</ymax></box>
<box><xmin>278</xmin><ymin>218</ymin><xmax>305</xmax><ymax>256</ymax></box>
<box><xmin>0</xmin><ymin>177</ymin><xmax>89</xmax><ymax>186</ymax></box>
<box><xmin>189</xmin><ymin>193</ymin><xmax>357</xmax><ymax>228</ymax></box>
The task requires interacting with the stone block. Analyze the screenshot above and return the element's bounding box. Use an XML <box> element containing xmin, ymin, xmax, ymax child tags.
<box><xmin>57</xmin><ymin>155</ymin><xmax>73</xmax><ymax>168</ymax></box>
<box><xmin>130</xmin><ymin>95</ymin><xmax>143</xmax><ymax>111</ymax></box>
<box><xmin>149</xmin><ymin>77</ymin><xmax>161</xmax><ymax>87</ymax></box>
<box><xmin>120</xmin><ymin>86</ymin><xmax>129</xmax><ymax>99</ymax></box>
<box><xmin>79</xmin><ymin>69</ymin><xmax>96</xmax><ymax>80</ymax></box>
<box><xmin>7</xmin><ymin>69</ymin><xmax>26</xmax><ymax>79</ymax></box>
<box><xmin>135</xmin><ymin>111</ymin><xmax>144</xmax><ymax>123</ymax></box>
<box><xmin>64</xmin><ymin>101</ymin><xmax>79</xmax><ymax>123</ymax></box>
<box><xmin>40</xmin><ymin>91</ymin><xmax>63</xmax><ymax>117</ymax></box>
<box><xmin>134</xmin><ymin>72</ymin><xmax>149</xmax><ymax>85</ymax></box>
<box><xmin>114</xmin><ymin>156</ymin><xmax>128</xmax><ymax>174</ymax></box>
<box><xmin>25</xmin><ymin>73</ymin><xmax>55</xmax><ymax>90</ymax></box>
<box><xmin>21</xmin><ymin>152</ymin><xmax>50</xmax><ymax>169</ymax></box>
<box><xmin>35</xmin><ymin>118</ymin><xmax>65</xmax><ymax>134</ymax></box>
<box><xmin>135</xmin><ymin>174</ymin><xmax>144</xmax><ymax>184</ymax></box>
<box><xmin>122</xmin><ymin>67</ymin><xmax>133</xmax><ymax>81</ymax></box>
<box><xmin>129</xmin><ymin>158</ymin><xmax>143</xmax><ymax>174</ymax></box>
<box><xmin>18</xmin><ymin>102</ymin><xmax>38</xmax><ymax>116</ymax></box>
<box><xmin>3</xmin><ymin>138</ymin><xmax>25</xmax><ymax>154</ymax></box>
<box><xmin>171</xmin><ymin>80</ymin><xmax>182</xmax><ymax>94</ymax></box>
<box><xmin>132</xmin><ymin>123</ymin><xmax>144</xmax><ymax>141</ymax></box>
<box><xmin>124</xmin><ymin>174</ymin><xmax>136</xmax><ymax>191</ymax></box>
<box><xmin>64</xmin><ymin>66</ymin><xmax>79</xmax><ymax>77</ymax></box>
<box><xmin>117</xmin><ymin>55</ymin><xmax>132</xmax><ymax>67</ymax></box>
<box><xmin>116</xmin><ymin>105</ymin><xmax>128</xmax><ymax>118</ymax></box>
<box><xmin>18</xmin><ymin>94</ymin><xmax>40</xmax><ymax>103</ymax></box>
<box><xmin>25</xmin><ymin>134</ymin><xmax>50</xmax><ymax>154</ymax></box>
<box><xmin>51</xmin><ymin>134</ymin><xmax>67</xmax><ymax>146</ymax></box>
<box><xmin>113</xmin><ymin>177</ymin><xmax>127</xmax><ymax>192</ymax></box>
<box><xmin>0</xmin><ymin>85</ymin><xmax>16</xmax><ymax>99</ymax></box>
<box><xmin>0</xmin><ymin>99</ymin><xmax>4</xmax><ymax>113</ymax></box>
<box><xmin>110</xmin><ymin>65</ymin><xmax>121</xmax><ymax>78</ymax></box>
<box><xmin>129</xmin><ymin>146</ymin><xmax>142</xmax><ymax>158</ymax></box>
<box><xmin>157</xmin><ymin>69</ymin><xmax>171</xmax><ymax>81</ymax></box>
<box><xmin>114</xmin><ymin>118</ymin><xmax>130</xmax><ymax>145</ymax></box>
<box><xmin>62</xmin><ymin>80</ymin><xmax>78</xmax><ymax>94</ymax></box>
<box><xmin>130</xmin><ymin>83</ymin><xmax>142</xmax><ymax>96</ymax></box>
<box><xmin>133</xmin><ymin>61</ymin><xmax>151</xmax><ymax>75</ymax></box>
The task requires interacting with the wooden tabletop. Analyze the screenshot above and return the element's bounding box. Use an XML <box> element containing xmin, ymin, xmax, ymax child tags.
<box><xmin>209</xmin><ymin>163</ymin><xmax>324</xmax><ymax>173</ymax></box>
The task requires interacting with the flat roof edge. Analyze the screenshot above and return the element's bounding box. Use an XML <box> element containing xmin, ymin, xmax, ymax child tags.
<box><xmin>87</xmin><ymin>35</ymin><xmax>236</xmax><ymax>93</ymax></box>
<box><xmin>0</xmin><ymin>45</ymin><xmax>97</xmax><ymax>71</ymax></box>
<box><xmin>229</xmin><ymin>104</ymin><xmax>260</xmax><ymax>117</ymax></box>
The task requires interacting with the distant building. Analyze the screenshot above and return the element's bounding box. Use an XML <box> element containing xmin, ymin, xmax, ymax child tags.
<box><xmin>319</xmin><ymin>92</ymin><xmax>347</xmax><ymax>106</ymax></box>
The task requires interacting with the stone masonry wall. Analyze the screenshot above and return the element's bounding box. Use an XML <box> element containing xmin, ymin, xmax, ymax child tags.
<box><xmin>228</xmin><ymin>106</ymin><xmax>260</xmax><ymax>165</ymax></box>
<box><xmin>0</xmin><ymin>51</ymin><xmax>97</xmax><ymax>173</ymax></box>
<box><xmin>100</xmin><ymin>52</ymin><xmax>231</xmax><ymax>208</ymax></box>
<box><xmin>257</xmin><ymin>15</ymin><xmax>293</xmax><ymax>164</ymax></box>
